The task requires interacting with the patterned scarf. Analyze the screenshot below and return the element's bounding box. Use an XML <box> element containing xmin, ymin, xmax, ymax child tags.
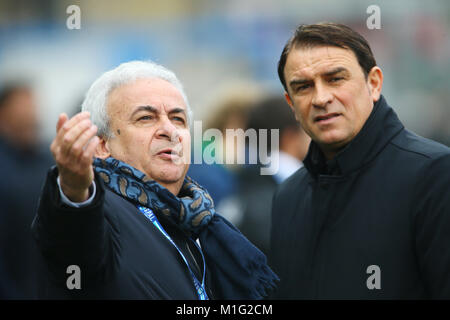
<box><xmin>94</xmin><ymin>157</ymin><xmax>279</xmax><ymax>299</ymax></box>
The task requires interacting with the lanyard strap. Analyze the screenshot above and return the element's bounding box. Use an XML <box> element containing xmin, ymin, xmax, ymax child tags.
<box><xmin>137</xmin><ymin>205</ymin><xmax>209</xmax><ymax>300</ymax></box>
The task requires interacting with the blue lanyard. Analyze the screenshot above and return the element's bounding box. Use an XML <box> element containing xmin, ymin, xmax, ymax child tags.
<box><xmin>137</xmin><ymin>206</ymin><xmax>209</xmax><ymax>300</ymax></box>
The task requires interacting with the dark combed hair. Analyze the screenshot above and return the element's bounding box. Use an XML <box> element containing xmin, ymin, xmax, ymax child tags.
<box><xmin>277</xmin><ymin>22</ymin><xmax>377</xmax><ymax>91</ymax></box>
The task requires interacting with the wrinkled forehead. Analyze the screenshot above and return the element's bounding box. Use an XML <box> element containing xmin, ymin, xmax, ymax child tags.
<box><xmin>285</xmin><ymin>45</ymin><xmax>360</xmax><ymax>79</ymax></box>
<box><xmin>107</xmin><ymin>78</ymin><xmax>187</xmax><ymax>117</ymax></box>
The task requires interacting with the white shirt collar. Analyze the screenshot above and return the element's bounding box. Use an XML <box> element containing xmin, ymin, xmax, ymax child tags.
<box><xmin>273</xmin><ymin>151</ymin><xmax>303</xmax><ymax>184</ymax></box>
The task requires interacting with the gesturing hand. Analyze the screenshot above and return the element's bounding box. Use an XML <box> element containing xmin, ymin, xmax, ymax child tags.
<box><xmin>50</xmin><ymin>111</ymin><xmax>100</xmax><ymax>202</ymax></box>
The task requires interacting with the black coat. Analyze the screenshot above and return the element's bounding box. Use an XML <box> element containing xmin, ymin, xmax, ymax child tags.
<box><xmin>0</xmin><ymin>139</ymin><xmax>53</xmax><ymax>299</ymax></box>
<box><xmin>270</xmin><ymin>96</ymin><xmax>450</xmax><ymax>299</ymax></box>
<box><xmin>31</xmin><ymin>168</ymin><xmax>216</xmax><ymax>299</ymax></box>
<box><xmin>235</xmin><ymin>165</ymin><xmax>278</xmax><ymax>257</ymax></box>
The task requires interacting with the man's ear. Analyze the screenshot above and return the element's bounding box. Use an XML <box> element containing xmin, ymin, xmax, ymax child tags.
<box><xmin>284</xmin><ymin>91</ymin><xmax>299</xmax><ymax>121</ymax></box>
<box><xmin>95</xmin><ymin>137</ymin><xmax>111</xmax><ymax>159</ymax></box>
<box><xmin>367</xmin><ymin>66</ymin><xmax>383</xmax><ymax>102</ymax></box>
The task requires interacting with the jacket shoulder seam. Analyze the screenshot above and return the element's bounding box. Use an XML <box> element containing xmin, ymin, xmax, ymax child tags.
<box><xmin>389</xmin><ymin>140</ymin><xmax>433</xmax><ymax>160</ymax></box>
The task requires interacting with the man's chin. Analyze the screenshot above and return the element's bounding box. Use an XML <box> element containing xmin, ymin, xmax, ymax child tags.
<box><xmin>151</xmin><ymin>167</ymin><xmax>187</xmax><ymax>184</ymax></box>
<box><xmin>315</xmin><ymin>129</ymin><xmax>349</xmax><ymax>146</ymax></box>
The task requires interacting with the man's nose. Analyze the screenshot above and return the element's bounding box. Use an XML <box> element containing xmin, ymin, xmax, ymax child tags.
<box><xmin>155</xmin><ymin>117</ymin><xmax>180</xmax><ymax>142</ymax></box>
<box><xmin>311</xmin><ymin>81</ymin><xmax>333</xmax><ymax>108</ymax></box>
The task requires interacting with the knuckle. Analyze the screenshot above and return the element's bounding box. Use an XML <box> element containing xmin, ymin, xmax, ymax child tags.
<box><xmin>61</xmin><ymin>123</ymin><xmax>70</xmax><ymax>133</ymax></box>
<box><xmin>82</xmin><ymin>151</ymin><xmax>93</xmax><ymax>161</ymax></box>
<box><xmin>71</xmin><ymin>144</ymin><xmax>81</xmax><ymax>154</ymax></box>
<box><xmin>80</xmin><ymin>148</ymin><xmax>89</xmax><ymax>158</ymax></box>
<box><xmin>63</xmin><ymin>135</ymin><xmax>71</xmax><ymax>144</ymax></box>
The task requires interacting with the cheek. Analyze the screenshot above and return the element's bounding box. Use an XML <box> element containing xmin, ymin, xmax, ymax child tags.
<box><xmin>342</xmin><ymin>84</ymin><xmax>371</xmax><ymax>116</ymax></box>
<box><xmin>335</xmin><ymin>82</ymin><xmax>358</xmax><ymax>105</ymax></box>
<box><xmin>292</xmin><ymin>102</ymin><xmax>312</xmax><ymax>128</ymax></box>
<box><xmin>113</xmin><ymin>132</ymin><xmax>147</xmax><ymax>157</ymax></box>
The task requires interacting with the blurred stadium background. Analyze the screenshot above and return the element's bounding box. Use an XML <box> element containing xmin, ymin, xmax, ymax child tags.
<box><xmin>0</xmin><ymin>0</ymin><xmax>449</xmax><ymax>146</ymax></box>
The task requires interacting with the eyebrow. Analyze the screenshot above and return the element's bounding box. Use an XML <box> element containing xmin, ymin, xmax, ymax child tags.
<box><xmin>322</xmin><ymin>67</ymin><xmax>348</xmax><ymax>77</ymax></box>
<box><xmin>130</xmin><ymin>105</ymin><xmax>186</xmax><ymax>118</ymax></box>
<box><xmin>289</xmin><ymin>67</ymin><xmax>349</xmax><ymax>88</ymax></box>
<box><xmin>168</xmin><ymin>107</ymin><xmax>187</xmax><ymax>117</ymax></box>
<box><xmin>130</xmin><ymin>105</ymin><xmax>157</xmax><ymax>119</ymax></box>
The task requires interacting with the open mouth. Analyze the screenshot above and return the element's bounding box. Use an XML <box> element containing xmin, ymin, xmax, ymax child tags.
<box><xmin>158</xmin><ymin>149</ymin><xmax>173</xmax><ymax>155</ymax></box>
<box><xmin>156</xmin><ymin>148</ymin><xmax>181</xmax><ymax>157</ymax></box>
<box><xmin>314</xmin><ymin>113</ymin><xmax>340</xmax><ymax>123</ymax></box>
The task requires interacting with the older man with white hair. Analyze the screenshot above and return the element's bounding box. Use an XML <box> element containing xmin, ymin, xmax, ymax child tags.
<box><xmin>31</xmin><ymin>60</ymin><xmax>278</xmax><ymax>300</ymax></box>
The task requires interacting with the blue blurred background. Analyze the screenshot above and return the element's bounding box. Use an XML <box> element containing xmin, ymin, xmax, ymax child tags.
<box><xmin>0</xmin><ymin>0</ymin><xmax>449</xmax><ymax>145</ymax></box>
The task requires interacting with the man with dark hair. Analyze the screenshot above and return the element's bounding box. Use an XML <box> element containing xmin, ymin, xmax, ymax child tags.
<box><xmin>277</xmin><ymin>23</ymin><xmax>377</xmax><ymax>90</ymax></box>
<box><xmin>270</xmin><ymin>22</ymin><xmax>450</xmax><ymax>299</ymax></box>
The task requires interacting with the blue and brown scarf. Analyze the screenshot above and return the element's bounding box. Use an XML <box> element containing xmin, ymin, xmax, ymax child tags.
<box><xmin>93</xmin><ymin>157</ymin><xmax>278</xmax><ymax>299</ymax></box>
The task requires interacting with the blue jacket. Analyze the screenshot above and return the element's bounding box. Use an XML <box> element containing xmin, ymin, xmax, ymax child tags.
<box><xmin>32</xmin><ymin>168</ymin><xmax>216</xmax><ymax>299</ymax></box>
<box><xmin>270</xmin><ymin>95</ymin><xmax>450</xmax><ymax>299</ymax></box>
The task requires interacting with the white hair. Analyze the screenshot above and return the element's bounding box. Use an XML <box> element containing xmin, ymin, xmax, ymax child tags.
<box><xmin>81</xmin><ymin>60</ymin><xmax>192</xmax><ymax>138</ymax></box>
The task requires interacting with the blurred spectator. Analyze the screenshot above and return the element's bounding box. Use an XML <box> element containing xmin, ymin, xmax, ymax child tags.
<box><xmin>234</xmin><ymin>96</ymin><xmax>310</xmax><ymax>256</ymax></box>
<box><xmin>0</xmin><ymin>84</ymin><xmax>53</xmax><ymax>299</ymax></box>
<box><xmin>188</xmin><ymin>83</ymin><xmax>261</xmax><ymax>224</ymax></box>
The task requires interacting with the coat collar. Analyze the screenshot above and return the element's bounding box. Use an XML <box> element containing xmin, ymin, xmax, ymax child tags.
<box><xmin>303</xmin><ymin>95</ymin><xmax>404</xmax><ymax>177</ymax></box>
